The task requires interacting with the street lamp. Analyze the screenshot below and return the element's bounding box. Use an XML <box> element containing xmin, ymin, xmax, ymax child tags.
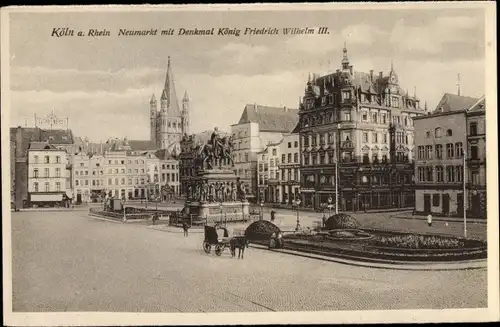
<box><xmin>327</xmin><ymin>196</ymin><xmax>333</xmax><ymax>228</ymax></box>
<box><xmin>260</xmin><ymin>200</ymin><xmax>264</xmax><ymax>221</ymax></box>
<box><xmin>294</xmin><ymin>198</ymin><xmax>302</xmax><ymax>231</ymax></box>
<box><xmin>219</xmin><ymin>202</ymin><xmax>223</xmax><ymax>224</ymax></box>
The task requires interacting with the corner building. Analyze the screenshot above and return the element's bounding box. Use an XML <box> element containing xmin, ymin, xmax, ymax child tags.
<box><xmin>297</xmin><ymin>46</ymin><xmax>426</xmax><ymax>211</ymax></box>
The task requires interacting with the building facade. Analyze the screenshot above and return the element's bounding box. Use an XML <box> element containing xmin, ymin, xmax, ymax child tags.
<box><xmin>256</xmin><ymin>141</ymin><xmax>281</xmax><ymax>203</ymax></box>
<box><xmin>150</xmin><ymin>57</ymin><xmax>190</xmax><ymax>155</ymax></box>
<box><xmin>466</xmin><ymin>96</ymin><xmax>486</xmax><ymax>218</ymax></box>
<box><xmin>277</xmin><ymin>133</ymin><xmax>301</xmax><ymax>204</ymax></box>
<box><xmin>27</xmin><ymin>142</ymin><xmax>69</xmax><ymax>206</ymax></box>
<box><xmin>10</xmin><ymin>126</ymin><xmax>75</xmax><ymax>209</ymax></box>
<box><xmin>231</xmin><ymin>104</ymin><xmax>299</xmax><ymax>202</ymax></box>
<box><xmin>297</xmin><ymin>46</ymin><xmax>425</xmax><ymax>211</ymax></box>
<box><xmin>413</xmin><ymin>93</ymin><xmax>485</xmax><ymax>218</ymax></box>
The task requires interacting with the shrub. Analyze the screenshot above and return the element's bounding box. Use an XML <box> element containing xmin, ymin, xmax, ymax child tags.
<box><xmin>373</xmin><ymin>234</ymin><xmax>468</xmax><ymax>249</ymax></box>
<box><xmin>324</xmin><ymin>214</ymin><xmax>361</xmax><ymax>230</ymax></box>
<box><xmin>245</xmin><ymin>220</ymin><xmax>281</xmax><ymax>241</ymax></box>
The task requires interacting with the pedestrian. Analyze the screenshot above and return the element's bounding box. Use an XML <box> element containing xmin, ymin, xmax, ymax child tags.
<box><xmin>182</xmin><ymin>220</ymin><xmax>189</xmax><ymax>237</ymax></box>
<box><xmin>427</xmin><ymin>214</ymin><xmax>433</xmax><ymax>227</ymax></box>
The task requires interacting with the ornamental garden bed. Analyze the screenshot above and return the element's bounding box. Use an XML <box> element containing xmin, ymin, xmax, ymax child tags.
<box><xmin>91</xmin><ymin>207</ymin><xmax>172</xmax><ymax>220</ymax></box>
<box><xmin>244</xmin><ymin>214</ymin><xmax>487</xmax><ymax>263</ymax></box>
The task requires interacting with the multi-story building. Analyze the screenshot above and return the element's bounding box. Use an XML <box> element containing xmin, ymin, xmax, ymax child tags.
<box><xmin>27</xmin><ymin>142</ymin><xmax>69</xmax><ymax>206</ymax></box>
<box><xmin>10</xmin><ymin>126</ymin><xmax>75</xmax><ymax>209</ymax></box>
<box><xmin>413</xmin><ymin>93</ymin><xmax>484</xmax><ymax>218</ymax></box>
<box><xmin>277</xmin><ymin>133</ymin><xmax>301</xmax><ymax>204</ymax></box>
<box><xmin>71</xmin><ymin>138</ymin><xmax>180</xmax><ymax>202</ymax></box>
<box><xmin>256</xmin><ymin>141</ymin><xmax>281</xmax><ymax>202</ymax></box>
<box><xmin>297</xmin><ymin>46</ymin><xmax>426</xmax><ymax>211</ymax></box>
<box><xmin>150</xmin><ymin>57</ymin><xmax>190</xmax><ymax>155</ymax></box>
<box><xmin>466</xmin><ymin>96</ymin><xmax>486</xmax><ymax>218</ymax></box>
<box><xmin>231</xmin><ymin>104</ymin><xmax>298</xmax><ymax>202</ymax></box>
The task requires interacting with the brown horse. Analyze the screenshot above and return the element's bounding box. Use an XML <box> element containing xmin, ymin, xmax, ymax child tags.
<box><xmin>230</xmin><ymin>236</ymin><xmax>249</xmax><ymax>259</ymax></box>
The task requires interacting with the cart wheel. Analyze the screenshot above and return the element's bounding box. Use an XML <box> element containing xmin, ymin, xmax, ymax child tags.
<box><xmin>203</xmin><ymin>241</ymin><xmax>211</xmax><ymax>254</ymax></box>
<box><xmin>215</xmin><ymin>244</ymin><xmax>223</xmax><ymax>256</ymax></box>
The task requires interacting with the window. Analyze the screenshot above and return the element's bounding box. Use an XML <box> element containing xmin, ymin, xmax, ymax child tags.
<box><xmin>44</xmin><ymin>156</ymin><xmax>50</xmax><ymax>164</ymax></box>
<box><xmin>288</xmin><ymin>142</ymin><xmax>291</xmax><ymax>148</ymax></box>
<box><xmin>287</xmin><ymin>153</ymin><xmax>292</xmax><ymax>163</ymax></box>
<box><xmin>418</xmin><ymin>146</ymin><xmax>425</xmax><ymax>159</ymax></box>
<box><xmin>115</xmin><ymin>178</ymin><xmax>118</xmax><ymax>185</ymax></box>
<box><xmin>34</xmin><ymin>155</ymin><xmax>39</xmax><ymax>163</ymax></box>
<box><xmin>391</xmin><ymin>96</ymin><xmax>399</xmax><ymax>108</ymax></box>
<box><xmin>455</xmin><ymin>142</ymin><xmax>463</xmax><ymax>158</ymax></box>
<box><xmin>372</xmin><ymin>152</ymin><xmax>378</xmax><ymax>163</ymax></box>
<box><xmin>425</xmin><ymin>145</ymin><xmax>433</xmax><ymax>159</ymax></box>
<box><xmin>108</xmin><ymin>178</ymin><xmax>112</xmax><ymax>185</ymax></box>
<box><xmin>121</xmin><ymin>178</ymin><xmax>125</xmax><ymax>185</ymax></box>
<box><xmin>371</xmin><ymin>113</ymin><xmax>378</xmax><ymax>123</ymax></box>
<box><xmin>121</xmin><ymin>169</ymin><xmax>125</xmax><ymax>173</ymax></box>
<box><xmin>363</xmin><ymin>132</ymin><xmax>368</xmax><ymax>143</ymax></box>
<box><xmin>92</xmin><ymin>180</ymin><xmax>96</xmax><ymax>186</ymax></box>
<box><xmin>362</xmin><ymin>112</ymin><xmax>368</xmax><ymax>121</ymax></box>
<box><xmin>85</xmin><ymin>170</ymin><xmax>88</xmax><ymax>175</ymax></box>
<box><xmin>436</xmin><ymin>166</ymin><xmax>444</xmax><ymax>182</ymax></box>
<box><xmin>470</xmin><ymin>145</ymin><xmax>479</xmax><ymax>159</ymax></box>
<box><xmin>434</xmin><ymin>127</ymin><xmax>442</xmax><ymax>138</ymax></box>
<box><xmin>456</xmin><ymin>166</ymin><xmax>463</xmax><ymax>182</ymax></box>
<box><xmin>446</xmin><ymin>166</ymin><xmax>455</xmax><ymax>182</ymax></box>
<box><xmin>404</xmin><ymin>117</ymin><xmax>408</xmax><ymax>126</ymax></box>
<box><xmin>34</xmin><ymin>182</ymin><xmax>39</xmax><ymax>192</ymax></box>
<box><xmin>329</xmin><ymin>94</ymin><xmax>334</xmax><ymax>104</ymax></box>
<box><xmin>44</xmin><ymin>168</ymin><xmax>49</xmax><ymax>177</ymax></box>
<box><xmin>372</xmin><ymin>133</ymin><xmax>378</xmax><ymax>143</ymax></box>
<box><xmin>55</xmin><ymin>168</ymin><xmax>61</xmax><ymax>177</ymax></box>
<box><xmin>432</xmin><ymin>194</ymin><xmax>440</xmax><ymax>207</ymax></box>
<box><xmin>446</xmin><ymin>144</ymin><xmax>454</xmax><ymax>158</ymax></box>
<box><xmin>426</xmin><ymin>131</ymin><xmax>430</xmax><ymax>138</ymax></box>
<box><xmin>470</xmin><ymin>122</ymin><xmax>478</xmax><ymax>136</ymax></box>
<box><xmin>33</xmin><ymin>168</ymin><xmax>39</xmax><ymax>178</ymax></box>
<box><xmin>294</xmin><ymin>141</ymin><xmax>298</xmax><ymax>148</ymax></box>
<box><xmin>272</xmin><ymin>149</ymin><xmax>277</xmax><ymax>156</ymax></box>
<box><xmin>383</xmin><ymin>133</ymin><xmax>388</xmax><ymax>144</ymax></box>
<box><xmin>319</xmin><ymin>153</ymin><xmax>325</xmax><ymax>164</ymax></box>
<box><xmin>342</xmin><ymin>91</ymin><xmax>351</xmax><ymax>100</ymax></box>
<box><xmin>446</xmin><ymin>129</ymin><xmax>453</xmax><ymax>137</ymax></box>
<box><xmin>304</xmin><ymin>155</ymin><xmax>310</xmax><ymax>165</ymax></box>
<box><xmin>294</xmin><ymin>153</ymin><xmax>298</xmax><ymax>163</ymax></box>
<box><xmin>381</xmin><ymin>113</ymin><xmax>387</xmax><ymax>124</ymax></box>
<box><xmin>44</xmin><ymin>182</ymin><xmax>50</xmax><ymax>192</ymax></box>
<box><xmin>75</xmin><ymin>180</ymin><xmax>79</xmax><ymax>186</ymax></box>
<box><xmin>426</xmin><ymin>167</ymin><xmax>433</xmax><ymax>181</ymax></box>
<box><xmin>435</xmin><ymin>144</ymin><xmax>443</xmax><ymax>159</ymax></box>
<box><xmin>418</xmin><ymin>167</ymin><xmax>425</xmax><ymax>182</ymax></box>
<box><xmin>471</xmin><ymin>170</ymin><xmax>480</xmax><ymax>185</ymax></box>
<box><xmin>344</xmin><ymin>112</ymin><xmax>351</xmax><ymax>121</ymax></box>
<box><xmin>108</xmin><ymin>160</ymin><xmax>112</xmax><ymax>164</ymax></box>
<box><xmin>56</xmin><ymin>156</ymin><xmax>60</xmax><ymax>163</ymax></box>
<box><xmin>303</xmin><ymin>136</ymin><xmax>309</xmax><ymax>147</ymax></box>
<box><xmin>281</xmin><ymin>154</ymin><xmax>286</xmax><ymax>163</ymax></box>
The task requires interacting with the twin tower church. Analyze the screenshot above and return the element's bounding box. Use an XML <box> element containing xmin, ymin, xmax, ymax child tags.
<box><xmin>149</xmin><ymin>57</ymin><xmax>190</xmax><ymax>156</ymax></box>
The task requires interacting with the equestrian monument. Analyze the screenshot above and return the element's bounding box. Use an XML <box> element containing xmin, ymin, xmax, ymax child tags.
<box><xmin>179</xmin><ymin>128</ymin><xmax>249</xmax><ymax>223</ymax></box>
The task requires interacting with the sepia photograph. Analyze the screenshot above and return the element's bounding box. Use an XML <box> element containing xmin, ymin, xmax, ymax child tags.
<box><xmin>1</xmin><ymin>2</ymin><xmax>498</xmax><ymax>326</ymax></box>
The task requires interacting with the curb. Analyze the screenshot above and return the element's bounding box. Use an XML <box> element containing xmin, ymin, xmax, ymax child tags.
<box><xmin>248</xmin><ymin>244</ymin><xmax>487</xmax><ymax>271</ymax></box>
<box><xmin>148</xmin><ymin>226</ymin><xmax>204</xmax><ymax>234</ymax></box>
<box><xmin>393</xmin><ymin>215</ymin><xmax>487</xmax><ymax>224</ymax></box>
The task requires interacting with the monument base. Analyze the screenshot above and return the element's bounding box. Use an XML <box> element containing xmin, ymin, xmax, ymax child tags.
<box><xmin>185</xmin><ymin>201</ymin><xmax>250</xmax><ymax>224</ymax></box>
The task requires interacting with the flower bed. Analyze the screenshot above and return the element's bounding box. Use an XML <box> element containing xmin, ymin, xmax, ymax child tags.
<box><xmin>279</xmin><ymin>229</ymin><xmax>487</xmax><ymax>262</ymax></box>
<box><xmin>245</xmin><ymin>220</ymin><xmax>281</xmax><ymax>242</ymax></box>
<box><xmin>324</xmin><ymin>214</ymin><xmax>361</xmax><ymax>230</ymax></box>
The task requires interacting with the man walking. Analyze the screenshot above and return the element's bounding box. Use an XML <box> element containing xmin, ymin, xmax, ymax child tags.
<box><xmin>427</xmin><ymin>214</ymin><xmax>433</xmax><ymax>227</ymax></box>
<box><xmin>182</xmin><ymin>220</ymin><xmax>190</xmax><ymax>237</ymax></box>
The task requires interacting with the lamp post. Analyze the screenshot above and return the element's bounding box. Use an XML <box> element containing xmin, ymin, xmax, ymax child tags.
<box><xmin>261</xmin><ymin>199</ymin><xmax>266</xmax><ymax>218</ymax></box>
<box><xmin>294</xmin><ymin>198</ymin><xmax>302</xmax><ymax>231</ymax></box>
<box><xmin>327</xmin><ymin>196</ymin><xmax>333</xmax><ymax>228</ymax></box>
<box><xmin>219</xmin><ymin>202</ymin><xmax>223</xmax><ymax>224</ymax></box>
<box><xmin>463</xmin><ymin>150</ymin><xmax>467</xmax><ymax>239</ymax></box>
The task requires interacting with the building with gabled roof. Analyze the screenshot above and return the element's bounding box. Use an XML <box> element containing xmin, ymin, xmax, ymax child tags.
<box><xmin>231</xmin><ymin>104</ymin><xmax>299</xmax><ymax>201</ymax></box>
<box><xmin>433</xmin><ymin>93</ymin><xmax>481</xmax><ymax>114</ymax></box>
<box><xmin>297</xmin><ymin>45</ymin><xmax>426</xmax><ymax>211</ymax></box>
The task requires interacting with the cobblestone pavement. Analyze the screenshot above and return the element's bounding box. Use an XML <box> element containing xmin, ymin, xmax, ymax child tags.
<box><xmin>11</xmin><ymin>211</ymin><xmax>487</xmax><ymax>312</ymax></box>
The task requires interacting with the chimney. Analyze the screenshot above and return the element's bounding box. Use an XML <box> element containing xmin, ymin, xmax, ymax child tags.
<box><xmin>369</xmin><ymin>70</ymin><xmax>374</xmax><ymax>81</ymax></box>
<box><xmin>379</xmin><ymin>71</ymin><xmax>383</xmax><ymax>79</ymax></box>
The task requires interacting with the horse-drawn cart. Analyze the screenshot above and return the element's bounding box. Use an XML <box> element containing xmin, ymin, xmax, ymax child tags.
<box><xmin>203</xmin><ymin>224</ymin><xmax>231</xmax><ymax>256</ymax></box>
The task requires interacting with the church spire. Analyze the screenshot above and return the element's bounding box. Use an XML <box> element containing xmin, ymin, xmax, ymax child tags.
<box><xmin>150</xmin><ymin>93</ymin><xmax>156</xmax><ymax>104</ymax></box>
<box><xmin>341</xmin><ymin>41</ymin><xmax>350</xmax><ymax>70</ymax></box>
<box><xmin>160</xmin><ymin>56</ymin><xmax>181</xmax><ymax>116</ymax></box>
<box><xmin>183</xmin><ymin>90</ymin><xmax>189</xmax><ymax>102</ymax></box>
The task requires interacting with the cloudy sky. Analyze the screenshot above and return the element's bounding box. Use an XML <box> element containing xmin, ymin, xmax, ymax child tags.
<box><xmin>8</xmin><ymin>6</ymin><xmax>486</xmax><ymax>141</ymax></box>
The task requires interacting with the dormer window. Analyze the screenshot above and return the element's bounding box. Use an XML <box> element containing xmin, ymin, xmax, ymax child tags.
<box><xmin>435</xmin><ymin>127</ymin><xmax>442</xmax><ymax>138</ymax></box>
<box><xmin>446</xmin><ymin>129</ymin><xmax>453</xmax><ymax>136</ymax></box>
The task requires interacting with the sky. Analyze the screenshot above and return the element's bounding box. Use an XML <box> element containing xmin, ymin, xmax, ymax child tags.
<box><xmin>7</xmin><ymin>6</ymin><xmax>486</xmax><ymax>141</ymax></box>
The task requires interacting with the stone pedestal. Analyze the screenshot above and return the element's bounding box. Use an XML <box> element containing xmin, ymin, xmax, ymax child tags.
<box><xmin>183</xmin><ymin>169</ymin><xmax>249</xmax><ymax>223</ymax></box>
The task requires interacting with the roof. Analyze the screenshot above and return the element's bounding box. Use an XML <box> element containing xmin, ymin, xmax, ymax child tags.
<box><xmin>433</xmin><ymin>93</ymin><xmax>480</xmax><ymax>113</ymax></box>
<box><xmin>237</xmin><ymin>104</ymin><xmax>299</xmax><ymax>133</ymax></box>
<box><xmin>39</xmin><ymin>129</ymin><xmax>74</xmax><ymax>144</ymax></box>
<box><xmin>127</xmin><ymin>140</ymin><xmax>157</xmax><ymax>151</ymax></box>
<box><xmin>160</xmin><ymin>57</ymin><xmax>181</xmax><ymax>116</ymax></box>
<box><xmin>467</xmin><ymin>95</ymin><xmax>486</xmax><ymax>113</ymax></box>
<box><xmin>154</xmin><ymin>148</ymin><xmax>176</xmax><ymax>161</ymax></box>
<box><xmin>28</xmin><ymin>141</ymin><xmax>57</xmax><ymax>150</ymax></box>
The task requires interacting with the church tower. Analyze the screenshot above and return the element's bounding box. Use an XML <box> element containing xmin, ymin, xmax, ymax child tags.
<box><xmin>182</xmin><ymin>90</ymin><xmax>190</xmax><ymax>135</ymax></box>
<box><xmin>150</xmin><ymin>94</ymin><xmax>157</xmax><ymax>145</ymax></box>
